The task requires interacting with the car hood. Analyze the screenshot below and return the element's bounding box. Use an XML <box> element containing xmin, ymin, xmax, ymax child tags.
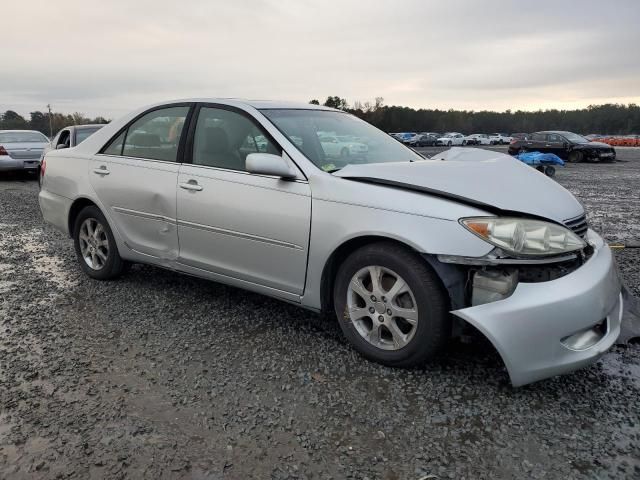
<box><xmin>575</xmin><ymin>141</ymin><xmax>612</xmax><ymax>149</ymax></box>
<box><xmin>333</xmin><ymin>147</ymin><xmax>584</xmax><ymax>224</ymax></box>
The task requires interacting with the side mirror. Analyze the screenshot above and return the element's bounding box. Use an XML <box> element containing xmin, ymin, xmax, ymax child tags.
<box><xmin>56</xmin><ymin>143</ymin><xmax>68</xmax><ymax>150</ymax></box>
<box><xmin>246</xmin><ymin>153</ymin><xmax>298</xmax><ymax>179</ymax></box>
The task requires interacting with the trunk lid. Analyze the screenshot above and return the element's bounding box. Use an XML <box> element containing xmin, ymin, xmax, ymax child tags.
<box><xmin>2</xmin><ymin>141</ymin><xmax>48</xmax><ymax>160</ymax></box>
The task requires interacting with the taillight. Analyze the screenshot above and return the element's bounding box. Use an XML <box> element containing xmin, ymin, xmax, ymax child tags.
<box><xmin>510</xmin><ymin>139</ymin><xmax>517</xmax><ymax>144</ymax></box>
<box><xmin>0</xmin><ymin>145</ymin><xmax>8</xmax><ymax>156</ymax></box>
<box><xmin>41</xmin><ymin>158</ymin><xmax>46</xmax><ymax>177</ymax></box>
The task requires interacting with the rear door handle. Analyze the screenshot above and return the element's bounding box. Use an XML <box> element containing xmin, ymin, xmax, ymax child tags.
<box><xmin>179</xmin><ymin>181</ymin><xmax>203</xmax><ymax>192</ymax></box>
<box><xmin>93</xmin><ymin>166</ymin><xmax>110</xmax><ymax>175</ymax></box>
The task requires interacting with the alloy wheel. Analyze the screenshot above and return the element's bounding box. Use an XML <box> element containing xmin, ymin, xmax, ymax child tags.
<box><xmin>346</xmin><ymin>266</ymin><xmax>419</xmax><ymax>350</ymax></box>
<box><xmin>78</xmin><ymin>218</ymin><xmax>109</xmax><ymax>270</ymax></box>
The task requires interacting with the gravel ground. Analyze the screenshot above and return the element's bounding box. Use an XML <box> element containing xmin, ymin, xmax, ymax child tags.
<box><xmin>1</xmin><ymin>147</ymin><xmax>639</xmax><ymax>479</ymax></box>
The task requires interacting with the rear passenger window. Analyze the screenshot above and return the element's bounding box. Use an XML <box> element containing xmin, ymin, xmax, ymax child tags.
<box><xmin>531</xmin><ymin>133</ymin><xmax>545</xmax><ymax>141</ymax></box>
<box><xmin>103</xmin><ymin>131</ymin><xmax>125</xmax><ymax>156</ymax></box>
<box><xmin>122</xmin><ymin>106</ymin><xmax>189</xmax><ymax>162</ymax></box>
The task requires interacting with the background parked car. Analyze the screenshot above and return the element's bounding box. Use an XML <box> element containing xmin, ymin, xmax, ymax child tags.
<box><xmin>464</xmin><ymin>134</ymin><xmax>491</xmax><ymax>145</ymax></box>
<box><xmin>42</xmin><ymin>124</ymin><xmax>105</xmax><ymax>157</ymax></box>
<box><xmin>0</xmin><ymin>130</ymin><xmax>50</xmax><ymax>173</ymax></box>
<box><xmin>391</xmin><ymin>132</ymin><xmax>417</xmax><ymax>143</ymax></box>
<box><xmin>508</xmin><ymin>130</ymin><xmax>616</xmax><ymax>162</ymax></box>
<box><xmin>489</xmin><ymin>133</ymin><xmax>513</xmax><ymax>145</ymax></box>
<box><xmin>436</xmin><ymin>132</ymin><xmax>465</xmax><ymax>146</ymax></box>
<box><xmin>409</xmin><ymin>133</ymin><xmax>438</xmax><ymax>147</ymax></box>
<box><xmin>318</xmin><ymin>134</ymin><xmax>368</xmax><ymax>157</ymax></box>
<box><xmin>511</xmin><ymin>133</ymin><xmax>529</xmax><ymax>141</ymax></box>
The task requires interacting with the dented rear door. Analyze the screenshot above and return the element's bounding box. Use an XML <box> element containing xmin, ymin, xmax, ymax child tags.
<box><xmin>88</xmin><ymin>155</ymin><xmax>180</xmax><ymax>264</ymax></box>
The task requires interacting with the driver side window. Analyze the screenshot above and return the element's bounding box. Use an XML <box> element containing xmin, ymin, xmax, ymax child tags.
<box><xmin>192</xmin><ymin>107</ymin><xmax>280</xmax><ymax>171</ymax></box>
<box><xmin>57</xmin><ymin>129</ymin><xmax>71</xmax><ymax>148</ymax></box>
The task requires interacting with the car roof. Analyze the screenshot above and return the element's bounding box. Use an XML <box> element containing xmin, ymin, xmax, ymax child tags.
<box><xmin>145</xmin><ymin>98</ymin><xmax>340</xmax><ymax>112</ymax></box>
<box><xmin>74</xmin><ymin>124</ymin><xmax>106</xmax><ymax>130</ymax></box>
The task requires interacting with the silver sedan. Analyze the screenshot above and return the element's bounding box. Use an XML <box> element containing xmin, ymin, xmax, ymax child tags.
<box><xmin>38</xmin><ymin>99</ymin><xmax>623</xmax><ymax>387</ymax></box>
<box><xmin>0</xmin><ymin>130</ymin><xmax>49</xmax><ymax>172</ymax></box>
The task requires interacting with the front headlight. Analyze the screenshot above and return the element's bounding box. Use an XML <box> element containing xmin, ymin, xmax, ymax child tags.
<box><xmin>461</xmin><ymin>217</ymin><xmax>586</xmax><ymax>257</ymax></box>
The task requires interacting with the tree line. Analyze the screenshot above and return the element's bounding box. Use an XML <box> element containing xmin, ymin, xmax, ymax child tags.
<box><xmin>311</xmin><ymin>97</ymin><xmax>640</xmax><ymax>135</ymax></box>
<box><xmin>0</xmin><ymin>110</ymin><xmax>109</xmax><ymax>138</ymax></box>
<box><xmin>3</xmin><ymin>100</ymin><xmax>640</xmax><ymax>138</ymax></box>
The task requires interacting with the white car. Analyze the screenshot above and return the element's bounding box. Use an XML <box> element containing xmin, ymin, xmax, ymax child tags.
<box><xmin>464</xmin><ymin>134</ymin><xmax>492</xmax><ymax>146</ymax></box>
<box><xmin>489</xmin><ymin>133</ymin><xmax>513</xmax><ymax>145</ymax></box>
<box><xmin>319</xmin><ymin>134</ymin><xmax>368</xmax><ymax>157</ymax></box>
<box><xmin>436</xmin><ymin>132</ymin><xmax>465</xmax><ymax>146</ymax></box>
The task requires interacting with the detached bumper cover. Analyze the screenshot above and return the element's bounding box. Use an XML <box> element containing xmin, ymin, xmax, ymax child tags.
<box><xmin>453</xmin><ymin>230</ymin><xmax>622</xmax><ymax>386</ymax></box>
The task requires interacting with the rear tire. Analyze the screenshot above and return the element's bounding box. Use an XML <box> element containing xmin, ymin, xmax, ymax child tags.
<box><xmin>73</xmin><ymin>206</ymin><xmax>126</xmax><ymax>280</ymax></box>
<box><xmin>333</xmin><ymin>242</ymin><xmax>450</xmax><ymax>368</ymax></box>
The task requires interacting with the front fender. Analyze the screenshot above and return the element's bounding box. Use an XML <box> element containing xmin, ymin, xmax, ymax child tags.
<box><xmin>301</xmin><ymin>190</ymin><xmax>494</xmax><ymax>310</ymax></box>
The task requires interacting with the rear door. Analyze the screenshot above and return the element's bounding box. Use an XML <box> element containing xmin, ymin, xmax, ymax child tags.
<box><xmin>89</xmin><ymin>104</ymin><xmax>191</xmax><ymax>264</ymax></box>
<box><xmin>545</xmin><ymin>133</ymin><xmax>566</xmax><ymax>156</ymax></box>
<box><xmin>176</xmin><ymin>104</ymin><xmax>311</xmax><ymax>300</ymax></box>
<box><xmin>525</xmin><ymin>132</ymin><xmax>545</xmax><ymax>151</ymax></box>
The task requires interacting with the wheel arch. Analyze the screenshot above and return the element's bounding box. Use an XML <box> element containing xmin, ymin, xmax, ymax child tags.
<box><xmin>67</xmin><ymin>197</ymin><xmax>100</xmax><ymax>237</ymax></box>
<box><xmin>319</xmin><ymin>235</ymin><xmax>452</xmax><ymax>315</ymax></box>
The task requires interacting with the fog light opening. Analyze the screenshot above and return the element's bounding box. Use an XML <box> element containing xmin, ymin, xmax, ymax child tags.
<box><xmin>471</xmin><ymin>269</ymin><xmax>518</xmax><ymax>306</ymax></box>
<box><xmin>561</xmin><ymin>319</ymin><xmax>607</xmax><ymax>351</ymax></box>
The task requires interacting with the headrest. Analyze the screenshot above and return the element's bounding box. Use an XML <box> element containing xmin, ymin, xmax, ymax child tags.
<box><xmin>202</xmin><ymin>127</ymin><xmax>229</xmax><ymax>154</ymax></box>
<box><xmin>128</xmin><ymin>132</ymin><xmax>161</xmax><ymax>147</ymax></box>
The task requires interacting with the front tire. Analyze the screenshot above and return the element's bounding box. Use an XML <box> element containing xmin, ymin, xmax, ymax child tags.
<box><xmin>333</xmin><ymin>242</ymin><xmax>450</xmax><ymax>367</ymax></box>
<box><xmin>73</xmin><ymin>206</ymin><xmax>126</xmax><ymax>280</ymax></box>
<box><xmin>567</xmin><ymin>151</ymin><xmax>583</xmax><ymax>163</ymax></box>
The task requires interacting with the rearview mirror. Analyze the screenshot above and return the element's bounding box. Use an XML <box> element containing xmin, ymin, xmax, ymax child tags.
<box><xmin>245</xmin><ymin>153</ymin><xmax>298</xmax><ymax>179</ymax></box>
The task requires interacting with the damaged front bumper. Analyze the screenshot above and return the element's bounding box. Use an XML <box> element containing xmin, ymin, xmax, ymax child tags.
<box><xmin>451</xmin><ymin>230</ymin><xmax>622</xmax><ymax>387</ymax></box>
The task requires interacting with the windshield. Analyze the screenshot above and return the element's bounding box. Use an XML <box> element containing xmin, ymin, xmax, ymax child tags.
<box><xmin>75</xmin><ymin>126</ymin><xmax>102</xmax><ymax>145</ymax></box>
<box><xmin>261</xmin><ymin>109</ymin><xmax>422</xmax><ymax>171</ymax></box>
<box><xmin>561</xmin><ymin>132</ymin><xmax>589</xmax><ymax>143</ymax></box>
<box><xmin>0</xmin><ymin>131</ymin><xmax>48</xmax><ymax>143</ymax></box>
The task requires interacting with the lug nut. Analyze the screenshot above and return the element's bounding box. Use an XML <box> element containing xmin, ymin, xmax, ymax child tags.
<box><xmin>369</xmin><ymin>307</ymin><xmax>375</xmax><ymax>314</ymax></box>
<box><xmin>370</xmin><ymin>295</ymin><xmax>376</xmax><ymax>302</ymax></box>
<box><xmin>378</xmin><ymin>315</ymin><xmax>384</xmax><ymax>322</ymax></box>
<box><xmin>387</xmin><ymin>309</ymin><xmax>392</xmax><ymax>315</ymax></box>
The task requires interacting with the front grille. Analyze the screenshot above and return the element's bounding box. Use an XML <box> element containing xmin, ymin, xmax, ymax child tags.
<box><xmin>564</xmin><ymin>214</ymin><xmax>588</xmax><ymax>238</ymax></box>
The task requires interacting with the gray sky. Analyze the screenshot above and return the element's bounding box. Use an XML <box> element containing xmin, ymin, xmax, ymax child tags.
<box><xmin>3</xmin><ymin>0</ymin><xmax>639</xmax><ymax>119</ymax></box>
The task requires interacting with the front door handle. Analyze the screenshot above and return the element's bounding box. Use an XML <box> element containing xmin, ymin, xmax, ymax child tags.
<box><xmin>179</xmin><ymin>181</ymin><xmax>203</xmax><ymax>192</ymax></box>
<box><xmin>93</xmin><ymin>166</ymin><xmax>110</xmax><ymax>175</ymax></box>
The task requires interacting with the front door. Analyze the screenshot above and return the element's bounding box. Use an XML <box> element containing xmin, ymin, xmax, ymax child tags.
<box><xmin>176</xmin><ymin>105</ymin><xmax>311</xmax><ymax>300</ymax></box>
<box><xmin>90</xmin><ymin>105</ymin><xmax>190</xmax><ymax>264</ymax></box>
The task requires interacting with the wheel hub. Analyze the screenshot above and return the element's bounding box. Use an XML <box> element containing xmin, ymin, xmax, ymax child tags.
<box><xmin>346</xmin><ymin>265</ymin><xmax>419</xmax><ymax>351</ymax></box>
